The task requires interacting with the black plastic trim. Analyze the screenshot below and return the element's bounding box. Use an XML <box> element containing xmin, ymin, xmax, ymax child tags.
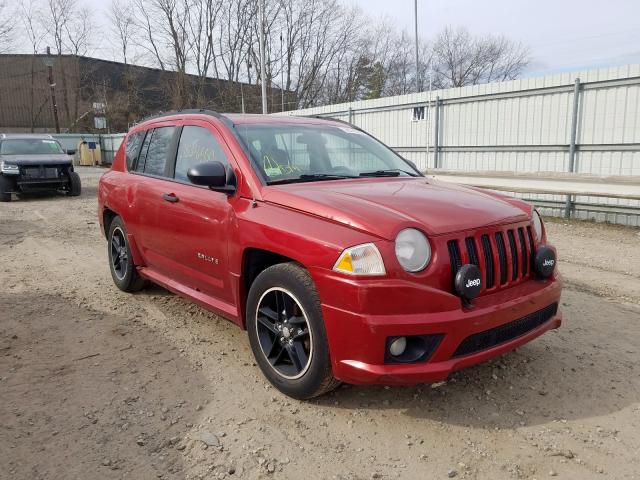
<box><xmin>453</xmin><ymin>303</ymin><xmax>558</xmax><ymax>358</ymax></box>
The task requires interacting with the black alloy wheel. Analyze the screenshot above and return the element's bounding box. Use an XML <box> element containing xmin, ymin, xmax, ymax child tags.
<box><xmin>246</xmin><ymin>262</ymin><xmax>339</xmax><ymax>399</ymax></box>
<box><xmin>110</xmin><ymin>226</ymin><xmax>128</xmax><ymax>281</ymax></box>
<box><xmin>256</xmin><ymin>287</ymin><xmax>312</xmax><ymax>379</ymax></box>
<box><xmin>107</xmin><ymin>216</ymin><xmax>147</xmax><ymax>292</ymax></box>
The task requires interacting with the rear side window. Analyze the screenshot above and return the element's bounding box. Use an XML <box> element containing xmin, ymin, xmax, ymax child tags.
<box><xmin>125</xmin><ymin>132</ymin><xmax>144</xmax><ymax>170</ymax></box>
<box><xmin>142</xmin><ymin>127</ymin><xmax>176</xmax><ymax>177</ymax></box>
<box><xmin>174</xmin><ymin>126</ymin><xmax>229</xmax><ymax>182</ymax></box>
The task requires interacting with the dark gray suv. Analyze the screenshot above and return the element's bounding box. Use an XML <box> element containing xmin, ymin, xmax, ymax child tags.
<box><xmin>0</xmin><ymin>134</ymin><xmax>81</xmax><ymax>201</ymax></box>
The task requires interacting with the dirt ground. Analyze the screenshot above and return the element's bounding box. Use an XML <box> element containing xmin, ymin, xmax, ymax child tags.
<box><xmin>1</xmin><ymin>167</ymin><xmax>640</xmax><ymax>480</ymax></box>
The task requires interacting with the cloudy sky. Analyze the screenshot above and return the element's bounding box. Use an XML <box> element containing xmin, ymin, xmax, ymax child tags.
<box><xmin>349</xmin><ymin>0</ymin><xmax>640</xmax><ymax>75</ymax></box>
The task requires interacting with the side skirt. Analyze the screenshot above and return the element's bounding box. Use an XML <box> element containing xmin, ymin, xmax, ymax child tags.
<box><xmin>138</xmin><ymin>266</ymin><xmax>242</xmax><ymax>327</ymax></box>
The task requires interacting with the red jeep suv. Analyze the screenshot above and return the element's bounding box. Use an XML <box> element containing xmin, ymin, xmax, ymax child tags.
<box><xmin>98</xmin><ymin>110</ymin><xmax>562</xmax><ymax>399</ymax></box>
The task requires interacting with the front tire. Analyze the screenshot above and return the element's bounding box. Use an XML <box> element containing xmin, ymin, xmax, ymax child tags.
<box><xmin>0</xmin><ymin>175</ymin><xmax>14</xmax><ymax>202</ymax></box>
<box><xmin>247</xmin><ymin>263</ymin><xmax>340</xmax><ymax>399</ymax></box>
<box><xmin>67</xmin><ymin>171</ymin><xmax>81</xmax><ymax>196</ymax></box>
<box><xmin>108</xmin><ymin>216</ymin><xmax>147</xmax><ymax>292</ymax></box>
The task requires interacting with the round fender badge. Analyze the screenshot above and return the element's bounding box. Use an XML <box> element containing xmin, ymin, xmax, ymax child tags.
<box><xmin>534</xmin><ymin>246</ymin><xmax>556</xmax><ymax>278</ymax></box>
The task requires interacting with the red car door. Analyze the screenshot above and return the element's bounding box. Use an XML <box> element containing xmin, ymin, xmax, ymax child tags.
<box><xmin>127</xmin><ymin>125</ymin><xmax>182</xmax><ymax>277</ymax></box>
<box><xmin>146</xmin><ymin>120</ymin><xmax>238</xmax><ymax>305</ymax></box>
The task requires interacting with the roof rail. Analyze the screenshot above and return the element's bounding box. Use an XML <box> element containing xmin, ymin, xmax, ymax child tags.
<box><xmin>136</xmin><ymin>109</ymin><xmax>232</xmax><ymax>126</ymax></box>
<box><xmin>302</xmin><ymin>114</ymin><xmax>354</xmax><ymax>127</ymax></box>
<box><xmin>302</xmin><ymin>114</ymin><xmax>371</xmax><ymax>135</ymax></box>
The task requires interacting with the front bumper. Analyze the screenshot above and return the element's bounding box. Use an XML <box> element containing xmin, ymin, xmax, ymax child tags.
<box><xmin>11</xmin><ymin>164</ymin><xmax>73</xmax><ymax>192</ymax></box>
<box><xmin>312</xmin><ymin>268</ymin><xmax>562</xmax><ymax>385</ymax></box>
<box><xmin>16</xmin><ymin>178</ymin><xmax>70</xmax><ymax>191</ymax></box>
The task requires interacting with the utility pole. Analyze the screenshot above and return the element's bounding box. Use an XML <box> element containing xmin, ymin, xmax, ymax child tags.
<box><xmin>258</xmin><ymin>0</ymin><xmax>268</xmax><ymax>114</ymax></box>
<box><xmin>280</xmin><ymin>32</ymin><xmax>285</xmax><ymax>112</ymax></box>
<box><xmin>44</xmin><ymin>46</ymin><xmax>61</xmax><ymax>133</ymax></box>
<box><xmin>414</xmin><ymin>0</ymin><xmax>420</xmax><ymax>92</ymax></box>
<box><xmin>240</xmin><ymin>82</ymin><xmax>246</xmax><ymax>113</ymax></box>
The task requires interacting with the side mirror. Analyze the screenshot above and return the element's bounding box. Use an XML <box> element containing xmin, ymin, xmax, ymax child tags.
<box><xmin>66</xmin><ymin>149</ymin><xmax>76</xmax><ymax>155</ymax></box>
<box><xmin>187</xmin><ymin>161</ymin><xmax>235</xmax><ymax>194</ymax></box>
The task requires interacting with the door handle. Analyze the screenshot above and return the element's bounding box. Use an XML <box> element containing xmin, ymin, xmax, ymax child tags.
<box><xmin>162</xmin><ymin>193</ymin><xmax>179</xmax><ymax>203</ymax></box>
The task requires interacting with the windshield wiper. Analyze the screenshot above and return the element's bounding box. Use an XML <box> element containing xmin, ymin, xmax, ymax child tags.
<box><xmin>359</xmin><ymin>168</ymin><xmax>419</xmax><ymax>177</ymax></box>
<box><xmin>268</xmin><ymin>173</ymin><xmax>357</xmax><ymax>185</ymax></box>
<box><xmin>299</xmin><ymin>173</ymin><xmax>358</xmax><ymax>180</ymax></box>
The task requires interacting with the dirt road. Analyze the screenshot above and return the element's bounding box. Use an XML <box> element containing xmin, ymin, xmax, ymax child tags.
<box><xmin>1</xmin><ymin>168</ymin><xmax>640</xmax><ymax>480</ymax></box>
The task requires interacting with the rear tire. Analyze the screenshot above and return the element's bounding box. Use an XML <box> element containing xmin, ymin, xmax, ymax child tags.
<box><xmin>67</xmin><ymin>171</ymin><xmax>81</xmax><ymax>196</ymax></box>
<box><xmin>108</xmin><ymin>216</ymin><xmax>147</xmax><ymax>292</ymax></box>
<box><xmin>0</xmin><ymin>175</ymin><xmax>13</xmax><ymax>202</ymax></box>
<box><xmin>247</xmin><ymin>262</ymin><xmax>340</xmax><ymax>399</ymax></box>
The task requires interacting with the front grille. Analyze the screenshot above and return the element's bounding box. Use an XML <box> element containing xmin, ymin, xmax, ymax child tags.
<box><xmin>447</xmin><ymin>240</ymin><xmax>462</xmax><ymax>288</ymax></box>
<box><xmin>23</xmin><ymin>167</ymin><xmax>41</xmax><ymax>178</ymax></box>
<box><xmin>452</xmin><ymin>302</ymin><xmax>558</xmax><ymax>357</ymax></box>
<box><xmin>22</xmin><ymin>166</ymin><xmax>60</xmax><ymax>179</ymax></box>
<box><xmin>447</xmin><ymin>223</ymin><xmax>537</xmax><ymax>295</ymax></box>
<box><xmin>465</xmin><ymin>237</ymin><xmax>479</xmax><ymax>266</ymax></box>
<box><xmin>518</xmin><ymin>228</ymin><xmax>528</xmax><ymax>276</ymax></box>
<box><xmin>495</xmin><ymin>232</ymin><xmax>508</xmax><ymax>285</ymax></box>
<box><xmin>44</xmin><ymin>167</ymin><xmax>59</xmax><ymax>178</ymax></box>
<box><xmin>481</xmin><ymin>235</ymin><xmax>494</xmax><ymax>289</ymax></box>
<box><xmin>507</xmin><ymin>230</ymin><xmax>518</xmax><ymax>280</ymax></box>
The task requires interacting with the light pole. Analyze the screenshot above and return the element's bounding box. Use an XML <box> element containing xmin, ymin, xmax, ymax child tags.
<box><xmin>43</xmin><ymin>46</ymin><xmax>60</xmax><ymax>133</ymax></box>
<box><xmin>414</xmin><ymin>0</ymin><xmax>421</xmax><ymax>92</ymax></box>
<box><xmin>258</xmin><ymin>0</ymin><xmax>268</xmax><ymax>114</ymax></box>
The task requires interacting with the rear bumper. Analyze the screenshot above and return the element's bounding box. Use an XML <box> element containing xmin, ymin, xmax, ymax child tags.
<box><xmin>313</xmin><ymin>269</ymin><xmax>562</xmax><ymax>385</ymax></box>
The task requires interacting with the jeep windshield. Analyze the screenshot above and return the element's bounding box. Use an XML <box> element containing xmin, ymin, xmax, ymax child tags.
<box><xmin>0</xmin><ymin>139</ymin><xmax>64</xmax><ymax>155</ymax></box>
<box><xmin>234</xmin><ymin>123</ymin><xmax>421</xmax><ymax>185</ymax></box>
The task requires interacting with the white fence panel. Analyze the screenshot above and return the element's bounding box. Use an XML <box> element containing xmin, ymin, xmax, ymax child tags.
<box><xmin>280</xmin><ymin>63</ymin><xmax>640</xmax><ymax>226</ymax></box>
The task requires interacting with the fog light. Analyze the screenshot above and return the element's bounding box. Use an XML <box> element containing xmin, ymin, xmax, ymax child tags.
<box><xmin>384</xmin><ymin>334</ymin><xmax>444</xmax><ymax>364</ymax></box>
<box><xmin>389</xmin><ymin>337</ymin><xmax>407</xmax><ymax>356</ymax></box>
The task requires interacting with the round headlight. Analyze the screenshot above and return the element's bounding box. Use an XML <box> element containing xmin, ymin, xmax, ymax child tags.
<box><xmin>532</xmin><ymin>210</ymin><xmax>544</xmax><ymax>241</ymax></box>
<box><xmin>395</xmin><ymin>228</ymin><xmax>431</xmax><ymax>272</ymax></box>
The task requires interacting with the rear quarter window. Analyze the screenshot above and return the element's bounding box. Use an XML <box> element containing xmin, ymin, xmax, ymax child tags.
<box><xmin>124</xmin><ymin>132</ymin><xmax>144</xmax><ymax>171</ymax></box>
<box><xmin>135</xmin><ymin>131</ymin><xmax>153</xmax><ymax>173</ymax></box>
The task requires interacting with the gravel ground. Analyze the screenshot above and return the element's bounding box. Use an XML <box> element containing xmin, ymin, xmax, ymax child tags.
<box><xmin>1</xmin><ymin>167</ymin><xmax>640</xmax><ymax>480</ymax></box>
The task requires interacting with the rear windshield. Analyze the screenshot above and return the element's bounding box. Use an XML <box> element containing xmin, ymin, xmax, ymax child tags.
<box><xmin>0</xmin><ymin>139</ymin><xmax>64</xmax><ymax>155</ymax></box>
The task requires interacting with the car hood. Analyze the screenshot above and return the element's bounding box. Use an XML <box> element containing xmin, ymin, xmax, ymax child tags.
<box><xmin>263</xmin><ymin>177</ymin><xmax>531</xmax><ymax>239</ymax></box>
<box><xmin>0</xmin><ymin>154</ymin><xmax>72</xmax><ymax>165</ymax></box>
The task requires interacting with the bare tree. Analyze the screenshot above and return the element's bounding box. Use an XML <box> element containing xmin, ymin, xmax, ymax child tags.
<box><xmin>38</xmin><ymin>0</ymin><xmax>97</xmax><ymax>128</ymax></box>
<box><xmin>11</xmin><ymin>0</ymin><xmax>532</xmax><ymax>121</ymax></box>
<box><xmin>186</xmin><ymin>0</ymin><xmax>224</xmax><ymax>106</ymax></box>
<box><xmin>20</xmin><ymin>0</ymin><xmax>45</xmax><ymax>54</ymax></box>
<box><xmin>0</xmin><ymin>0</ymin><xmax>15</xmax><ymax>53</ymax></box>
<box><xmin>431</xmin><ymin>26</ymin><xmax>530</xmax><ymax>88</ymax></box>
<box><xmin>217</xmin><ymin>0</ymin><xmax>254</xmax><ymax>83</ymax></box>
<box><xmin>132</xmin><ymin>0</ymin><xmax>166</xmax><ymax>70</ymax></box>
<box><xmin>64</xmin><ymin>5</ymin><xmax>94</xmax><ymax>56</ymax></box>
<box><xmin>131</xmin><ymin>0</ymin><xmax>193</xmax><ymax>107</ymax></box>
<box><xmin>108</xmin><ymin>0</ymin><xmax>136</xmax><ymax>64</ymax></box>
<box><xmin>42</xmin><ymin>0</ymin><xmax>76</xmax><ymax>54</ymax></box>
<box><xmin>18</xmin><ymin>0</ymin><xmax>49</xmax><ymax>131</ymax></box>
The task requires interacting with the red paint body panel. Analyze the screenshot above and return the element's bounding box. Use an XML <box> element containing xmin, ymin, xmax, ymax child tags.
<box><xmin>98</xmin><ymin>113</ymin><xmax>562</xmax><ymax>385</ymax></box>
